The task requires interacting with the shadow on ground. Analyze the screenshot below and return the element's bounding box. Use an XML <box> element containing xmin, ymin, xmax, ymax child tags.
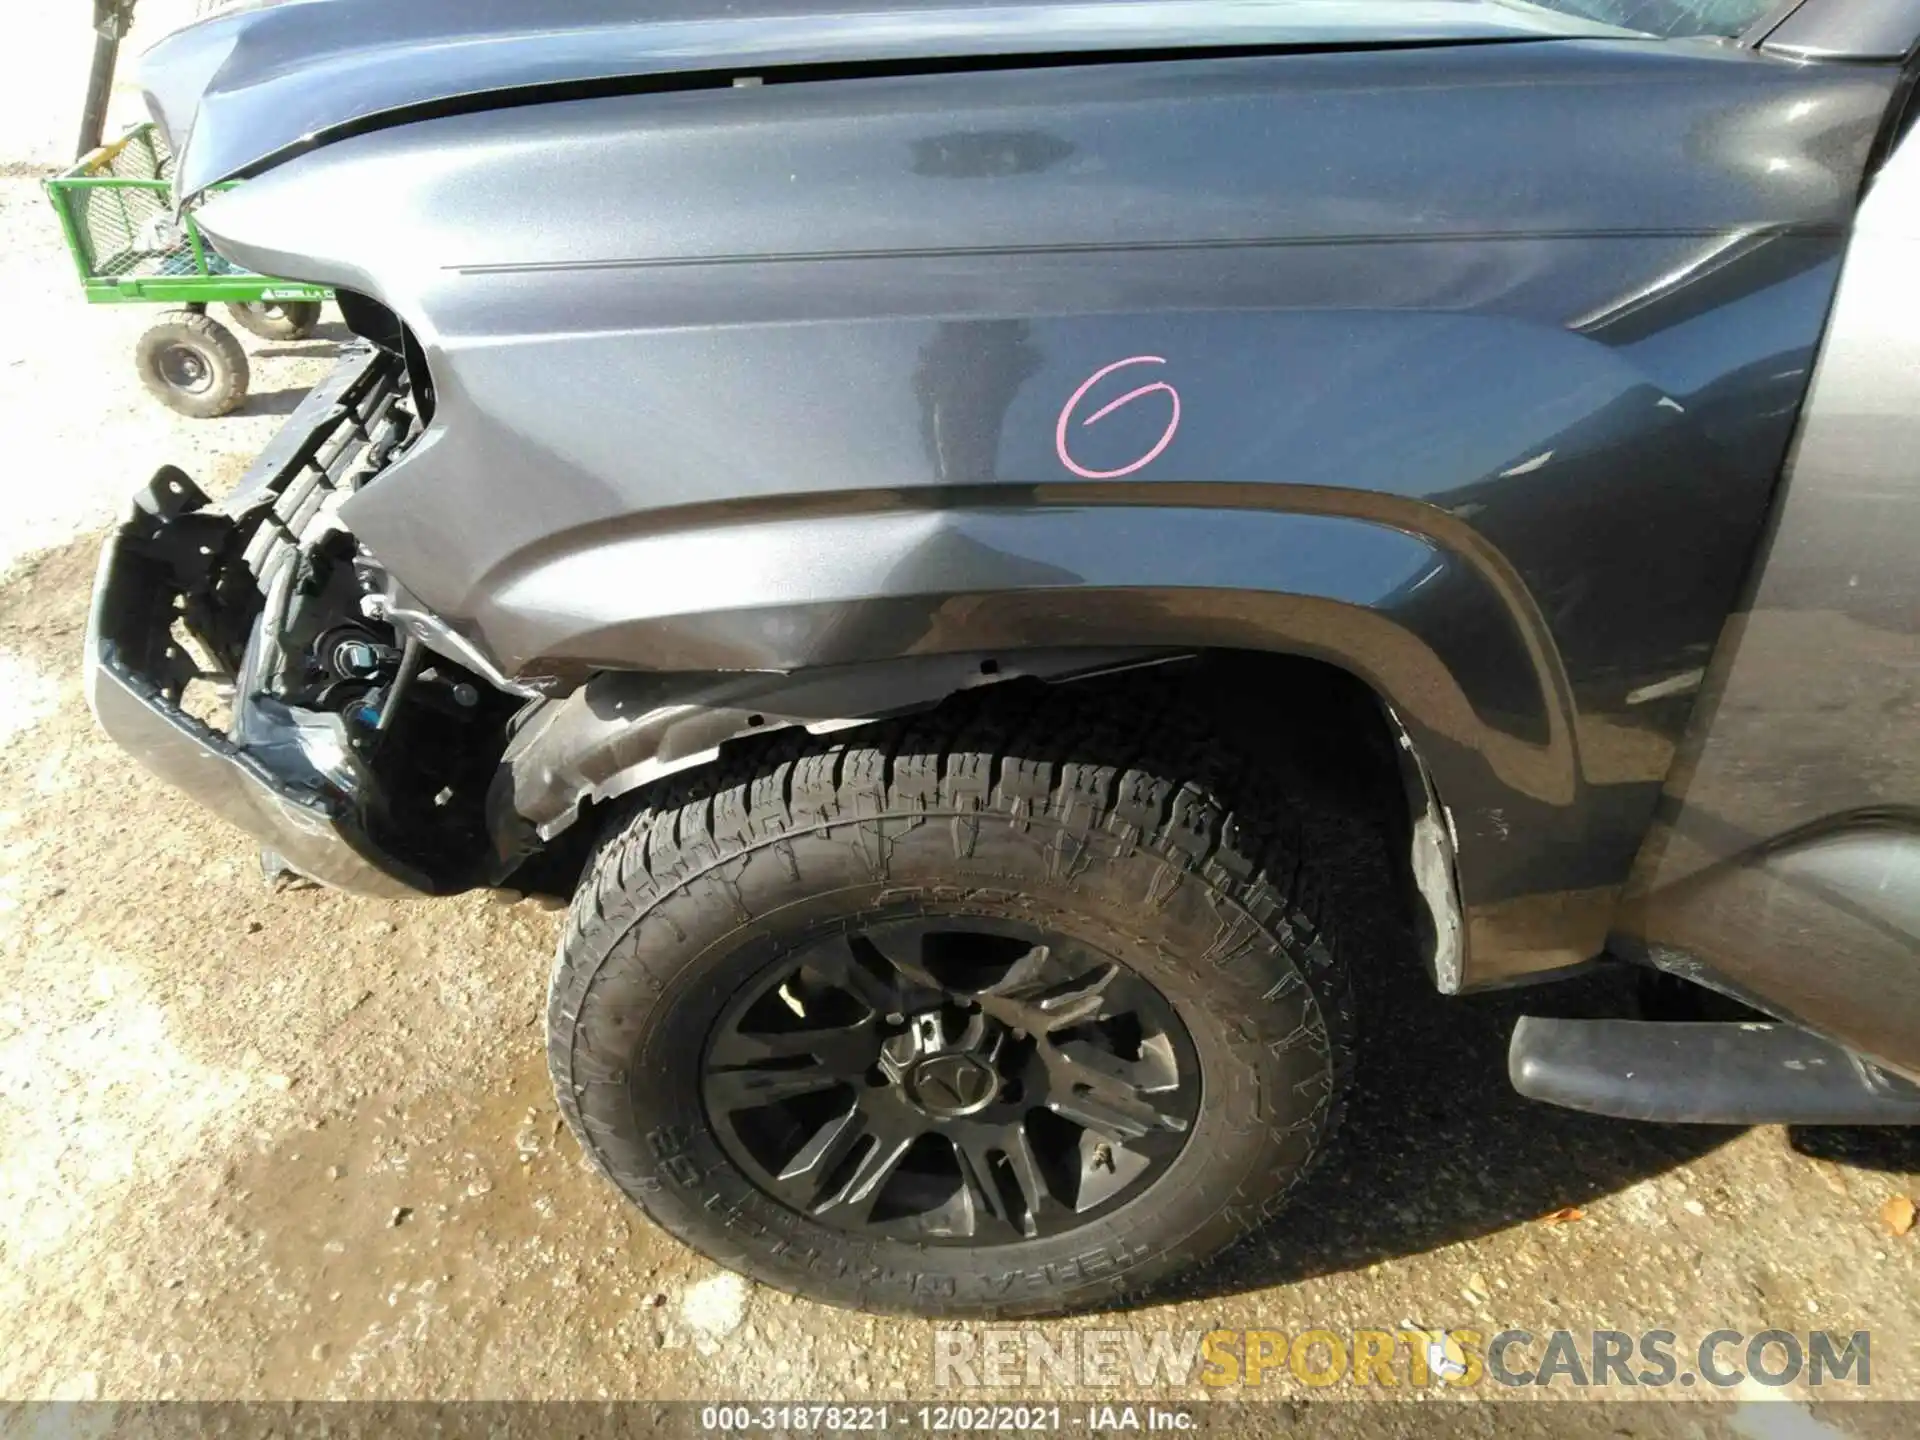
<box><xmin>1157</xmin><ymin>924</ymin><xmax>1736</xmax><ymax>1305</ymax></box>
<box><xmin>1791</xmin><ymin>1125</ymin><xmax>1920</xmax><ymax>1172</ymax></box>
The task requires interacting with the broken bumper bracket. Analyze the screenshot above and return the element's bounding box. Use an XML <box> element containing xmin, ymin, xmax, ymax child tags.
<box><xmin>83</xmin><ymin>349</ymin><xmax>427</xmax><ymax>899</ymax></box>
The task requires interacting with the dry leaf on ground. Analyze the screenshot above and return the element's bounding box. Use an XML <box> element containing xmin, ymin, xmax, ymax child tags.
<box><xmin>1881</xmin><ymin>1195</ymin><xmax>1916</xmax><ymax>1237</ymax></box>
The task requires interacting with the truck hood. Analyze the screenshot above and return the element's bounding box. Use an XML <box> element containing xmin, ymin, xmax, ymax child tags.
<box><xmin>142</xmin><ymin>0</ymin><xmax>1636</xmax><ymax>200</ymax></box>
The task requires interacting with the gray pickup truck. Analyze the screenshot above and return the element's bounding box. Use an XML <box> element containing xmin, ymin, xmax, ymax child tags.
<box><xmin>88</xmin><ymin>0</ymin><xmax>1920</xmax><ymax>1314</ymax></box>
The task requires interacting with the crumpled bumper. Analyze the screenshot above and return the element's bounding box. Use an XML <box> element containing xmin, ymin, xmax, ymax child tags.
<box><xmin>83</xmin><ymin>349</ymin><xmax>427</xmax><ymax>899</ymax></box>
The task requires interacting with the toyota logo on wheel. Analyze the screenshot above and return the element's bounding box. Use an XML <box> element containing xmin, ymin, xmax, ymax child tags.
<box><xmin>909</xmin><ymin>1054</ymin><xmax>1000</xmax><ymax>1116</ymax></box>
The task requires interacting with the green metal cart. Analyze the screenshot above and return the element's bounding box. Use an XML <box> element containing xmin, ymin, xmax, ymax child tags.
<box><xmin>45</xmin><ymin>121</ymin><xmax>333</xmax><ymax>417</ymax></box>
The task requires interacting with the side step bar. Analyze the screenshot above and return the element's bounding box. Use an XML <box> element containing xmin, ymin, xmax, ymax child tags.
<box><xmin>1509</xmin><ymin>1018</ymin><xmax>1920</xmax><ymax>1125</ymax></box>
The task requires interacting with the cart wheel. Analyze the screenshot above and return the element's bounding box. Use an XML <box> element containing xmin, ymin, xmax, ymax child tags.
<box><xmin>226</xmin><ymin>300</ymin><xmax>323</xmax><ymax>342</ymax></box>
<box><xmin>135</xmin><ymin>310</ymin><xmax>250</xmax><ymax>419</ymax></box>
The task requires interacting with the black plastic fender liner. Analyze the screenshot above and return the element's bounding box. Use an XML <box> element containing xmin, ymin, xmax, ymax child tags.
<box><xmin>1509</xmin><ymin>1016</ymin><xmax>1920</xmax><ymax>1125</ymax></box>
<box><xmin>486</xmin><ymin>647</ymin><xmax>1176</xmax><ymax>876</ymax></box>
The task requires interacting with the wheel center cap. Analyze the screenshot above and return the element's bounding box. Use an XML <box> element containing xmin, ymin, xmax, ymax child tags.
<box><xmin>907</xmin><ymin>1052</ymin><xmax>998</xmax><ymax>1117</ymax></box>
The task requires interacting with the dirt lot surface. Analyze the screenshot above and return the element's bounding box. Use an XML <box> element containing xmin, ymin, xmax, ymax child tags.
<box><xmin>2</xmin><ymin>5</ymin><xmax>1919</xmax><ymax>1434</ymax></box>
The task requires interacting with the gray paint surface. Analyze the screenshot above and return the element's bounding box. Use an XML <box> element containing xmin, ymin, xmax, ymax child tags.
<box><xmin>138</xmin><ymin>0</ymin><xmax>1639</xmax><ymax>197</ymax></box>
<box><xmin>144</xmin><ymin>6</ymin><xmax>1920</xmax><ymax>1041</ymax></box>
<box><xmin>1761</xmin><ymin>0</ymin><xmax>1920</xmax><ymax>58</ymax></box>
<box><xmin>1619</xmin><ymin>120</ymin><xmax>1920</xmax><ymax>1075</ymax></box>
<box><xmin>190</xmin><ymin>37</ymin><xmax>1893</xmax><ymax>987</ymax></box>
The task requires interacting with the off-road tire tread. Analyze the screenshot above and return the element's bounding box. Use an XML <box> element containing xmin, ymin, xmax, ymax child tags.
<box><xmin>550</xmin><ymin>673</ymin><xmax>1368</xmax><ymax>1315</ymax></box>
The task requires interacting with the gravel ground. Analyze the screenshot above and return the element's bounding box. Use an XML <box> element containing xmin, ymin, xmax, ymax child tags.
<box><xmin>2</xmin><ymin>4</ymin><xmax>1919</xmax><ymax>1433</ymax></box>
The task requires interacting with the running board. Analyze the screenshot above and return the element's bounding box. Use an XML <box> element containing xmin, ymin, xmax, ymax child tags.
<box><xmin>1508</xmin><ymin>1017</ymin><xmax>1920</xmax><ymax>1125</ymax></box>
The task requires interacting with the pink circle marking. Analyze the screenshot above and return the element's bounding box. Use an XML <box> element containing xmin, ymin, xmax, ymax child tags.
<box><xmin>1055</xmin><ymin>355</ymin><xmax>1181</xmax><ymax>480</ymax></box>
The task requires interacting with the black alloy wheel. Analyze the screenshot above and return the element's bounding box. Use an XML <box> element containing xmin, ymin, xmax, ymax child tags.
<box><xmin>702</xmin><ymin>919</ymin><xmax>1200</xmax><ymax>1244</ymax></box>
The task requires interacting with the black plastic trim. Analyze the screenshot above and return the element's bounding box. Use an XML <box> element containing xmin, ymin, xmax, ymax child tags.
<box><xmin>84</xmin><ymin>352</ymin><xmax>432</xmax><ymax>899</ymax></box>
<box><xmin>86</xmin><ymin>491</ymin><xmax>426</xmax><ymax>899</ymax></box>
<box><xmin>1509</xmin><ymin>1017</ymin><xmax>1920</xmax><ymax>1124</ymax></box>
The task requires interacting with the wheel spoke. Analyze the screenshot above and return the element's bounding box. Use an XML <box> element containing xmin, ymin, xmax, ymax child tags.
<box><xmin>999</xmin><ymin>1123</ymin><xmax>1056</xmax><ymax>1236</ymax></box>
<box><xmin>1042</xmin><ymin>1044</ymin><xmax>1189</xmax><ymax>1142</ymax></box>
<box><xmin>977</xmin><ymin>943</ymin><xmax>1053</xmax><ymax>998</ymax></box>
<box><xmin>708</xmin><ymin>1017</ymin><xmax>876</xmax><ymax>1073</ymax></box>
<box><xmin>1034</xmin><ymin>962</ymin><xmax>1122</xmax><ymax>1029</ymax></box>
<box><xmin>812</xmin><ymin>1113</ymin><xmax>919</xmax><ymax>1219</ymax></box>
<box><xmin>953</xmin><ymin>1123</ymin><xmax>1055</xmax><ymax>1240</ymax></box>
<box><xmin>829</xmin><ymin>936</ymin><xmax>906</xmax><ymax>1013</ymax></box>
<box><xmin>952</xmin><ymin>1132</ymin><xmax>1012</xmax><ymax>1238</ymax></box>
<box><xmin>808</xmin><ymin>934</ymin><xmax>944</xmax><ymax>1017</ymax></box>
<box><xmin>855</xmin><ymin>931</ymin><xmax>950</xmax><ymax>999</ymax></box>
<box><xmin>705</xmin><ymin>1013</ymin><xmax>878</xmax><ymax>1114</ymax></box>
<box><xmin>773</xmin><ymin>1105</ymin><xmax>864</xmax><ymax>1197</ymax></box>
<box><xmin>979</xmin><ymin>961</ymin><xmax>1120</xmax><ymax>1035</ymax></box>
<box><xmin>705</xmin><ymin>1057</ymin><xmax>848</xmax><ymax>1113</ymax></box>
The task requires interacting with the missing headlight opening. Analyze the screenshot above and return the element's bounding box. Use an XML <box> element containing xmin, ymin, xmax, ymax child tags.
<box><xmin>115</xmin><ymin>347</ymin><xmax>518</xmax><ymax>898</ymax></box>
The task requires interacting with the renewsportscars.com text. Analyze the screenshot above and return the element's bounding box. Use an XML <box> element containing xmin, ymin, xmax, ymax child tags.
<box><xmin>933</xmin><ymin>1327</ymin><xmax>1871</xmax><ymax>1391</ymax></box>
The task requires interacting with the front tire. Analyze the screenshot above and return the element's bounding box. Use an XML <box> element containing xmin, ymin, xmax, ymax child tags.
<box><xmin>550</xmin><ymin>679</ymin><xmax>1363</xmax><ymax>1315</ymax></box>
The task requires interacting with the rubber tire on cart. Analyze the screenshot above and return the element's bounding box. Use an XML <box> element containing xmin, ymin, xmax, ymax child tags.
<box><xmin>134</xmin><ymin>309</ymin><xmax>250</xmax><ymax>419</ymax></box>
<box><xmin>549</xmin><ymin>675</ymin><xmax>1364</xmax><ymax>1317</ymax></box>
<box><xmin>226</xmin><ymin>300</ymin><xmax>323</xmax><ymax>342</ymax></box>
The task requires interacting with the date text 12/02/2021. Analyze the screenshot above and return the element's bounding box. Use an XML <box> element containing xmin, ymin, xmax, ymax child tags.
<box><xmin>700</xmin><ymin>1406</ymin><xmax>1196</xmax><ymax>1431</ymax></box>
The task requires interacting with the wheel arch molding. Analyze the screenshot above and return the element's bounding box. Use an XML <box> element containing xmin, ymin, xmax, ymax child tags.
<box><xmin>485</xmin><ymin>492</ymin><xmax>1593</xmax><ymax>991</ymax></box>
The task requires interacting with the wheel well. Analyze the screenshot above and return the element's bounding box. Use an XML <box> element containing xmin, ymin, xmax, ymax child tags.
<box><xmin>1166</xmin><ymin>652</ymin><xmax>1432</xmax><ymax>972</ymax></box>
<box><xmin>1170</xmin><ymin>651</ymin><xmax>1415</xmax><ymax>839</ymax></box>
<box><xmin>504</xmin><ymin>649</ymin><xmax>1433</xmax><ymax>976</ymax></box>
